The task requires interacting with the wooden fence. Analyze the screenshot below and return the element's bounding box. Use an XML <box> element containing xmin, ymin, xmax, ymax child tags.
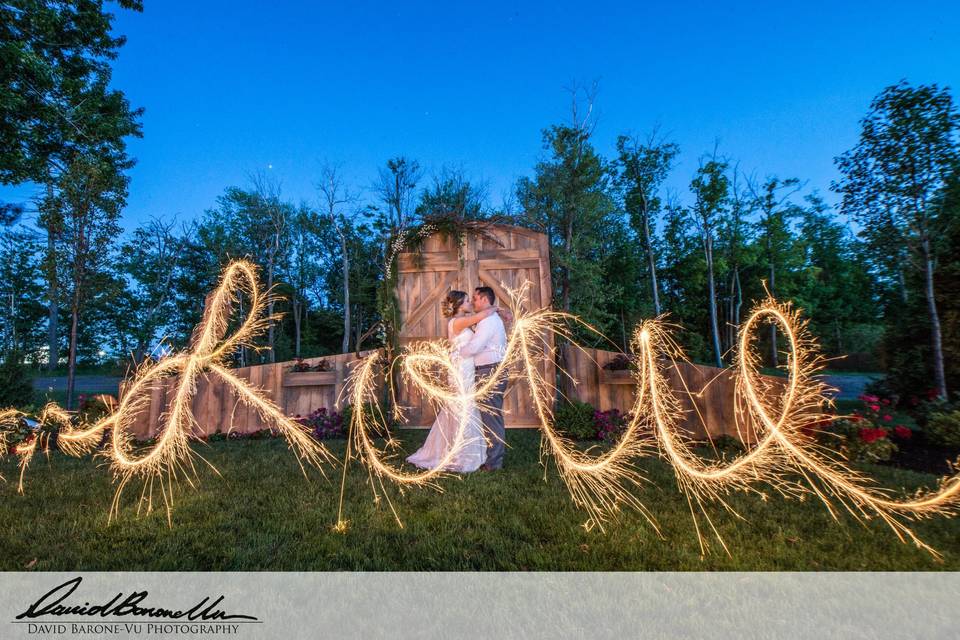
<box><xmin>126</xmin><ymin>351</ymin><xmax>377</xmax><ymax>439</ymax></box>
<box><xmin>559</xmin><ymin>345</ymin><xmax>787</xmax><ymax>442</ymax></box>
<box><xmin>121</xmin><ymin>344</ymin><xmax>788</xmax><ymax>441</ymax></box>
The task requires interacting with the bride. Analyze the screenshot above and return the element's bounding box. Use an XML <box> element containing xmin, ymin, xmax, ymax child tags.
<box><xmin>406</xmin><ymin>290</ymin><xmax>507</xmax><ymax>473</ymax></box>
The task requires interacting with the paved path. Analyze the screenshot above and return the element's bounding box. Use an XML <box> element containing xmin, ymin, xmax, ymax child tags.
<box><xmin>819</xmin><ymin>373</ymin><xmax>881</xmax><ymax>400</ymax></box>
<box><xmin>31</xmin><ymin>375</ymin><xmax>121</xmax><ymax>395</ymax></box>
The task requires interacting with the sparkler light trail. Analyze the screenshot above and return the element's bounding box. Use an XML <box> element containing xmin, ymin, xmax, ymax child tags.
<box><xmin>341</xmin><ymin>284</ymin><xmax>960</xmax><ymax>557</ymax></box>
<box><xmin>0</xmin><ymin>260</ymin><xmax>336</xmax><ymax>521</ymax></box>
<box><xmin>3</xmin><ymin>258</ymin><xmax>960</xmax><ymax>557</ymax></box>
<box><xmin>341</xmin><ymin>282</ymin><xmax>659</xmax><ymax>534</ymax></box>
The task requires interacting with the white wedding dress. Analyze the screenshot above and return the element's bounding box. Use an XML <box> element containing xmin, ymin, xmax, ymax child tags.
<box><xmin>406</xmin><ymin>317</ymin><xmax>488</xmax><ymax>472</ymax></box>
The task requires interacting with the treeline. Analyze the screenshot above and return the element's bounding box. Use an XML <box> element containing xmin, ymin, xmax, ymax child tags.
<box><xmin>1</xmin><ymin>2</ymin><xmax>958</xmax><ymax>410</ymax></box>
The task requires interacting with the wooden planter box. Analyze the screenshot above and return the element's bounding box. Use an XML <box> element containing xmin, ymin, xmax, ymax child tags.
<box><xmin>282</xmin><ymin>370</ymin><xmax>337</xmax><ymax>388</ymax></box>
<box><xmin>598</xmin><ymin>368</ymin><xmax>636</xmax><ymax>385</ymax></box>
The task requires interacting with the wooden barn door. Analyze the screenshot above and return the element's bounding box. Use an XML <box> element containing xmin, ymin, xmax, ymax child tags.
<box><xmin>395</xmin><ymin>224</ymin><xmax>554</xmax><ymax>427</ymax></box>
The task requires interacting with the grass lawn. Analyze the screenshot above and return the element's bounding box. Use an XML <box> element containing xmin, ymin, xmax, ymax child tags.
<box><xmin>2</xmin><ymin>430</ymin><xmax>958</xmax><ymax>571</ymax></box>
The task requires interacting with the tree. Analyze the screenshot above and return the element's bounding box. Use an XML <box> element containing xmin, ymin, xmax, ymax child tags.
<box><xmin>834</xmin><ymin>81</ymin><xmax>960</xmax><ymax>399</ymax></box>
<box><xmin>286</xmin><ymin>203</ymin><xmax>324</xmax><ymax>358</ymax></box>
<box><xmin>249</xmin><ymin>173</ymin><xmax>290</xmax><ymax>363</ymax></box>
<box><xmin>1</xmin><ymin>0</ymin><xmax>143</xmax><ymax>372</ymax></box>
<box><xmin>52</xmin><ymin>154</ymin><xmax>129</xmax><ymax>408</ymax></box>
<box><xmin>316</xmin><ymin>162</ymin><xmax>357</xmax><ymax>354</ymax></box>
<box><xmin>748</xmin><ymin>175</ymin><xmax>802</xmax><ymax>367</ymax></box>
<box><xmin>614</xmin><ymin>130</ymin><xmax>678</xmax><ymax>316</ymax></box>
<box><xmin>689</xmin><ymin>150</ymin><xmax>730</xmax><ymax>368</ymax></box>
<box><xmin>517</xmin><ymin>82</ymin><xmax>618</xmax><ymax>334</ymax></box>
<box><xmin>374</xmin><ymin>157</ymin><xmax>422</xmax><ymax>235</ymax></box>
<box><xmin>717</xmin><ymin>166</ymin><xmax>755</xmax><ymax>353</ymax></box>
<box><xmin>658</xmin><ymin>196</ymin><xmax>709</xmax><ymax>361</ymax></box>
<box><xmin>0</xmin><ymin>227</ymin><xmax>46</xmax><ymax>360</ymax></box>
<box><xmin>116</xmin><ymin>217</ymin><xmax>182</xmax><ymax>363</ymax></box>
<box><xmin>415</xmin><ymin>167</ymin><xmax>488</xmax><ymax>221</ymax></box>
<box><xmin>795</xmin><ymin>193</ymin><xmax>880</xmax><ymax>359</ymax></box>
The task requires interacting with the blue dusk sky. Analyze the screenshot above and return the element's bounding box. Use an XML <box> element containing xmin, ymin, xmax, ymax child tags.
<box><xmin>5</xmin><ymin>1</ymin><xmax>960</xmax><ymax>232</ymax></box>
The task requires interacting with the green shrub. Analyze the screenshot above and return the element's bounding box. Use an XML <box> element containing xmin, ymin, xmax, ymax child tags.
<box><xmin>925</xmin><ymin>411</ymin><xmax>960</xmax><ymax>447</ymax></box>
<box><xmin>818</xmin><ymin>418</ymin><xmax>897</xmax><ymax>463</ymax></box>
<box><xmin>0</xmin><ymin>353</ymin><xmax>34</xmax><ymax>409</ymax></box>
<box><xmin>552</xmin><ymin>400</ymin><xmax>596</xmax><ymax>440</ymax></box>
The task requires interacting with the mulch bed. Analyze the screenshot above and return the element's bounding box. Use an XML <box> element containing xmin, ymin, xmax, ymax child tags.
<box><xmin>882</xmin><ymin>432</ymin><xmax>960</xmax><ymax>476</ymax></box>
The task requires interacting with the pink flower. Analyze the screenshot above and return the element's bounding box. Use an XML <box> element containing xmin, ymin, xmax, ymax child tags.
<box><xmin>882</xmin><ymin>414</ymin><xmax>892</xmax><ymax>422</ymax></box>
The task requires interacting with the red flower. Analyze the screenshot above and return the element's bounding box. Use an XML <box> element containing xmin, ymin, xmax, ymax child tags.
<box><xmin>882</xmin><ymin>414</ymin><xmax>892</xmax><ymax>422</ymax></box>
<box><xmin>859</xmin><ymin>428</ymin><xmax>887</xmax><ymax>444</ymax></box>
<box><xmin>869</xmin><ymin>404</ymin><xmax>880</xmax><ymax>412</ymax></box>
<box><xmin>894</xmin><ymin>426</ymin><xmax>912</xmax><ymax>440</ymax></box>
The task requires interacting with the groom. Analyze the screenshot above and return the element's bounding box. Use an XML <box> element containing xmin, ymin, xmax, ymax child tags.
<box><xmin>459</xmin><ymin>286</ymin><xmax>509</xmax><ymax>470</ymax></box>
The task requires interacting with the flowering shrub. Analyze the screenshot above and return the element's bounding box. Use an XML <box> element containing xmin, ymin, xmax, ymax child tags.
<box><xmin>594</xmin><ymin>409</ymin><xmax>632</xmax><ymax>441</ymax></box>
<box><xmin>813</xmin><ymin>393</ymin><xmax>903</xmax><ymax>463</ymax></box>
<box><xmin>818</xmin><ymin>418</ymin><xmax>896</xmax><ymax>463</ymax></box>
<box><xmin>289</xmin><ymin>358</ymin><xmax>333</xmax><ymax>373</ymax></box>
<box><xmin>297</xmin><ymin>407</ymin><xmax>345</xmax><ymax>439</ymax></box>
<box><xmin>893</xmin><ymin>425</ymin><xmax>913</xmax><ymax>441</ymax></box>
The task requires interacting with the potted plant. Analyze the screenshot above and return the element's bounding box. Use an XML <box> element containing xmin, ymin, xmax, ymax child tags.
<box><xmin>598</xmin><ymin>354</ymin><xmax>637</xmax><ymax>385</ymax></box>
<box><xmin>283</xmin><ymin>358</ymin><xmax>336</xmax><ymax>387</ymax></box>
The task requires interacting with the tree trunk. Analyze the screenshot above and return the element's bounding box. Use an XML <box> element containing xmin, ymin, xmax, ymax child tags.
<box><xmin>726</xmin><ymin>268</ymin><xmax>736</xmax><ymax>352</ymax></box>
<box><xmin>641</xmin><ymin>204</ymin><xmax>661</xmax><ymax>315</ymax></box>
<box><xmin>44</xmin><ymin>182</ymin><xmax>59</xmax><ymax>372</ymax></box>
<box><xmin>266</xmin><ymin>258</ymin><xmax>275</xmax><ymax>364</ymax></box>
<box><xmin>897</xmin><ymin>263</ymin><xmax>908</xmax><ymax>304</ymax></box>
<box><xmin>354</xmin><ymin>307</ymin><xmax>362</xmax><ymax>352</ymax></box>
<box><xmin>923</xmin><ymin>241</ymin><xmax>947</xmax><ymax>399</ymax></box>
<box><xmin>46</xmin><ymin>229</ymin><xmax>59</xmax><ymax>372</ymax></box>
<box><xmin>292</xmin><ymin>295</ymin><xmax>302</xmax><ymax>358</ymax></box>
<box><xmin>341</xmin><ymin>231</ymin><xmax>350</xmax><ymax>354</ymax></box>
<box><xmin>769</xmin><ymin>262</ymin><xmax>779</xmax><ymax>368</ymax></box>
<box><xmin>66</xmin><ymin>292</ymin><xmax>79</xmax><ymax>410</ymax></box>
<box><xmin>705</xmin><ymin>238</ymin><xmax>723</xmax><ymax>368</ymax></box>
<box><xmin>733</xmin><ymin>267</ymin><xmax>743</xmax><ymax>347</ymax></box>
<box><xmin>562</xmin><ymin>214</ymin><xmax>573</xmax><ymax>312</ymax></box>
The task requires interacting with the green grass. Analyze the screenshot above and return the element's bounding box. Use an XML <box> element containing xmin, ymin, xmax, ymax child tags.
<box><xmin>2</xmin><ymin>430</ymin><xmax>958</xmax><ymax>571</ymax></box>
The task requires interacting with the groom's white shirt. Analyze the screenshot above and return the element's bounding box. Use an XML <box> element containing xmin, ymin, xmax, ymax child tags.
<box><xmin>459</xmin><ymin>312</ymin><xmax>506</xmax><ymax>367</ymax></box>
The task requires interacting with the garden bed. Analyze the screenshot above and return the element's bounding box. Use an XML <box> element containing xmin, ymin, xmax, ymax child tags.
<box><xmin>881</xmin><ymin>433</ymin><xmax>960</xmax><ymax>476</ymax></box>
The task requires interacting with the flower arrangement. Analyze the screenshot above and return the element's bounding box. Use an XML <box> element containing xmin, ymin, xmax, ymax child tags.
<box><xmin>594</xmin><ymin>409</ymin><xmax>632</xmax><ymax>441</ymax></box>
<box><xmin>602</xmin><ymin>354</ymin><xmax>638</xmax><ymax>372</ymax></box>
<box><xmin>296</xmin><ymin>407</ymin><xmax>346</xmax><ymax>440</ymax></box>
<box><xmin>289</xmin><ymin>358</ymin><xmax>333</xmax><ymax>373</ymax></box>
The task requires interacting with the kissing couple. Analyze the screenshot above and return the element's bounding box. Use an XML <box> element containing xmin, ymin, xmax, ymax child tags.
<box><xmin>406</xmin><ymin>286</ymin><xmax>512</xmax><ymax>473</ymax></box>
